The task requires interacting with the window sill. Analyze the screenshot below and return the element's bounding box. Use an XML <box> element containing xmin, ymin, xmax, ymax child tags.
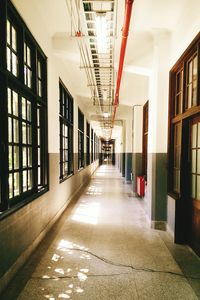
<box><xmin>59</xmin><ymin>172</ymin><xmax>74</xmax><ymax>184</ymax></box>
<box><xmin>0</xmin><ymin>187</ymin><xmax>49</xmax><ymax>221</ymax></box>
<box><xmin>167</xmin><ymin>191</ymin><xmax>180</xmax><ymax>200</ymax></box>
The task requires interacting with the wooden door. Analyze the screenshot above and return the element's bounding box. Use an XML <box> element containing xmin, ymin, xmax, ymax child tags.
<box><xmin>189</xmin><ymin>117</ymin><xmax>200</xmax><ymax>255</ymax></box>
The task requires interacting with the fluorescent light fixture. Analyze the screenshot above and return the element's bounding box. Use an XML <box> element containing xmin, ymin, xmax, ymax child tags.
<box><xmin>103</xmin><ymin>112</ymin><xmax>110</xmax><ymax>118</ymax></box>
<box><xmin>96</xmin><ymin>13</ymin><xmax>107</xmax><ymax>54</ymax></box>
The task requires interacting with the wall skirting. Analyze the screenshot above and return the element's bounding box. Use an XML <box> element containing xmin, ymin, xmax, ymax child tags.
<box><xmin>151</xmin><ymin>220</ymin><xmax>167</xmax><ymax>231</ymax></box>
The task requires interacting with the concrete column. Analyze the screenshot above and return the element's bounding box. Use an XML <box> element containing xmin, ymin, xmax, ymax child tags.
<box><xmin>147</xmin><ymin>30</ymin><xmax>170</xmax><ymax>230</ymax></box>
<box><xmin>132</xmin><ymin>105</ymin><xmax>143</xmax><ymax>194</ymax></box>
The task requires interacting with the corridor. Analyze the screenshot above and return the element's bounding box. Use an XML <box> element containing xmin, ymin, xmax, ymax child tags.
<box><xmin>2</xmin><ymin>165</ymin><xmax>200</xmax><ymax>300</ymax></box>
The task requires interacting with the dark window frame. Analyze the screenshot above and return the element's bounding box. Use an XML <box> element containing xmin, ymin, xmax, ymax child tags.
<box><xmin>168</xmin><ymin>33</ymin><xmax>200</xmax><ymax>199</ymax></box>
<box><xmin>78</xmin><ymin>108</ymin><xmax>84</xmax><ymax>169</ymax></box>
<box><xmin>86</xmin><ymin>121</ymin><xmax>90</xmax><ymax>166</ymax></box>
<box><xmin>0</xmin><ymin>0</ymin><xmax>48</xmax><ymax>215</ymax></box>
<box><xmin>91</xmin><ymin>128</ymin><xmax>94</xmax><ymax>162</ymax></box>
<box><xmin>59</xmin><ymin>80</ymin><xmax>74</xmax><ymax>182</ymax></box>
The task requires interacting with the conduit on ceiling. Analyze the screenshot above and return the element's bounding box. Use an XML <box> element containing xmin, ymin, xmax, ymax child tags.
<box><xmin>111</xmin><ymin>0</ymin><xmax>134</xmax><ymax>131</ymax></box>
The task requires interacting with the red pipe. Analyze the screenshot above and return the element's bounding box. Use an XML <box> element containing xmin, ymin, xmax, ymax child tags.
<box><xmin>112</xmin><ymin>0</ymin><xmax>134</xmax><ymax>127</ymax></box>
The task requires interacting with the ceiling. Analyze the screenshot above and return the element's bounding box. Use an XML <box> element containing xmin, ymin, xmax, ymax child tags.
<box><xmin>13</xmin><ymin>0</ymin><xmax>190</xmax><ymax>139</ymax></box>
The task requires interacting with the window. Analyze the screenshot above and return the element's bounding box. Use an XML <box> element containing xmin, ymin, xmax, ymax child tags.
<box><xmin>91</xmin><ymin>128</ymin><xmax>94</xmax><ymax>162</ymax></box>
<box><xmin>0</xmin><ymin>0</ymin><xmax>48</xmax><ymax>212</ymax></box>
<box><xmin>173</xmin><ymin>122</ymin><xmax>181</xmax><ymax>193</ymax></box>
<box><xmin>186</xmin><ymin>53</ymin><xmax>198</xmax><ymax>109</ymax></box>
<box><xmin>7</xmin><ymin>19</ymin><xmax>18</xmax><ymax>76</ymax></box>
<box><xmin>24</xmin><ymin>41</ymin><xmax>32</xmax><ymax>88</ymax></box>
<box><xmin>59</xmin><ymin>81</ymin><xmax>74</xmax><ymax>181</ymax></box>
<box><xmin>168</xmin><ymin>33</ymin><xmax>200</xmax><ymax>196</ymax></box>
<box><xmin>190</xmin><ymin>121</ymin><xmax>200</xmax><ymax>199</ymax></box>
<box><xmin>94</xmin><ymin>133</ymin><xmax>98</xmax><ymax>161</ymax></box>
<box><xmin>86</xmin><ymin>121</ymin><xmax>90</xmax><ymax>166</ymax></box>
<box><xmin>78</xmin><ymin>109</ymin><xmax>84</xmax><ymax>169</ymax></box>
<box><xmin>175</xmin><ymin>69</ymin><xmax>183</xmax><ymax>115</ymax></box>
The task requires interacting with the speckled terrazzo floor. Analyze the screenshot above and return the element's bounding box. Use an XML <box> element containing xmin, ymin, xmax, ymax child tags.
<box><xmin>1</xmin><ymin>164</ymin><xmax>200</xmax><ymax>300</ymax></box>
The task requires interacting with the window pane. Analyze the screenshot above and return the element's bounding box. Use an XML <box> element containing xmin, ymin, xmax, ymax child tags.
<box><xmin>27</xmin><ymin>69</ymin><xmax>32</xmax><ymax>88</ymax></box>
<box><xmin>27</xmin><ymin>124</ymin><xmax>32</xmax><ymax>144</ymax></box>
<box><xmin>192</xmin><ymin>174</ymin><xmax>196</xmax><ymax>198</ymax></box>
<box><xmin>14</xmin><ymin>146</ymin><xmax>19</xmax><ymax>169</ymax></box>
<box><xmin>22</xmin><ymin>98</ymin><xmax>26</xmax><ymax>119</ymax></box>
<box><xmin>188</xmin><ymin>60</ymin><xmax>193</xmax><ymax>82</ymax></box>
<box><xmin>12</xmin><ymin>53</ymin><xmax>18</xmax><ymax>76</ymax></box>
<box><xmin>23</xmin><ymin>170</ymin><xmax>27</xmax><ymax>192</ymax></box>
<box><xmin>38</xmin><ymin>61</ymin><xmax>41</xmax><ymax>78</ymax></box>
<box><xmin>24</xmin><ymin>66</ymin><xmax>27</xmax><ymax>85</ymax></box>
<box><xmin>193</xmin><ymin>79</ymin><xmax>197</xmax><ymax>105</ymax></box>
<box><xmin>7</xmin><ymin>20</ymin><xmax>11</xmax><ymax>45</ymax></box>
<box><xmin>197</xmin><ymin>150</ymin><xmax>200</xmax><ymax>174</ymax></box>
<box><xmin>13</xmin><ymin>91</ymin><xmax>18</xmax><ymax>116</ymax></box>
<box><xmin>192</xmin><ymin>150</ymin><xmax>196</xmax><ymax>173</ymax></box>
<box><xmin>27</xmin><ymin>101</ymin><xmax>31</xmax><ymax>121</ymax></box>
<box><xmin>12</xmin><ymin>26</ymin><xmax>17</xmax><ymax>51</ymax></box>
<box><xmin>187</xmin><ymin>84</ymin><xmax>192</xmax><ymax>108</ymax></box>
<box><xmin>38</xmin><ymin>167</ymin><xmax>41</xmax><ymax>185</ymax></box>
<box><xmin>198</xmin><ymin>123</ymin><xmax>200</xmax><ymax>148</ymax></box>
<box><xmin>197</xmin><ymin>176</ymin><xmax>200</xmax><ymax>200</ymax></box>
<box><xmin>8</xmin><ymin>88</ymin><xmax>12</xmax><ymax>114</ymax></box>
<box><xmin>28</xmin><ymin>170</ymin><xmax>32</xmax><ymax>190</ymax></box>
<box><xmin>38</xmin><ymin>148</ymin><xmax>40</xmax><ymax>165</ymax></box>
<box><xmin>8</xmin><ymin>117</ymin><xmax>12</xmax><ymax>142</ymax></box>
<box><xmin>9</xmin><ymin>174</ymin><xmax>13</xmax><ymax>199</ymax></box>
<box><xmin>7</xmin><ymin>48</ymin><xmax>11</xmax><ymax>71</ymax></box>
<box><xmin>13</xmin><ymin>119</ymin><xmax>19</xmax><ymax>143</ymax></box>
<box><xmin>14</xmin><ymin>172</ymin><xmax>20</xmax><ymax>196</ymax></box>
<box><xmin>192</xmin><ymin>124</ymin><xmax>197</xmax><ymax>148</ymax></box>
<box><xmin>193</xmin><ymin>55</ymin><xmax>198</xmax><ymax>77</ymax></box>
<box><xmin>9</xmin><ymin>146</ymin><xmax>12</xmax><ymax>170</ymax></box>
<box><xmin>23</xmin><ymin>147</ymin><xmax>27</xmax><ymax>167</ymax></box>
<box><xmin>22</xmin><ymin>123</ymin><xmax>26</xmax><ymax>144</ymax></box>
<box><xmin>38</xmin><ymin>80</ymin><xmax>42</xmax><ymax>97</ymax></box>
<box><xmin>28</xmin><ymin>148</ymin><xmax>32</xmax><ymax>167</ymax></box>
<box><xmin>37</xmin><ymin>128</ymin><xmax>40</xmax><ymax>145</ymax></box>
<box><xmin>27</xmin><ymin>46</ymin><xmax>31</xmax><ymax>67</ymax></box>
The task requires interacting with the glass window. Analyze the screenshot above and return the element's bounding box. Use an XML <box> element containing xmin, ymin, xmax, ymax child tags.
<box><xmin>78</xmin><ymin>109</ymin><xmax>84</xmax><ymax>169</ymax></box>
<box><xmin>175</xmin><ymin>70</ymin><xmax>183</xmax><ymax>115</ymax></box>
<box><xmin>0</xmin><ymin>1</ymin><xmax>48</xmax><ymax>212</ymax></box>
<box><xmin>59</xmin><ymin>82</ymin><xmax>73</xmax><ymax>181</ymax></box>
<box><xmin>7</xmin><ymin>20</ymin><xmax>18</xmax><ymax>76</ymax></box>
<box><xmin>86</xmin><ymin>121</ymin><xmax>90</xmax><ymax>166</ymax></box>
<box><xmin>24</xmin><ymin>42</ymin><xmax>32</xmax><ymax>88</ymax></box>
<box><xmin>173</xmin><ymin>123</ymin><xmax>181</xmax><ymax>193</ymax></box>
<box><xmin>191</xmin><ymin>122</ymin><xmax>200</xmax><ymax>200</ymax></box>
<box><xmin>186</xmin><ymin>53</ymin><xmax>198</xmax><ymax>109</ymax></box>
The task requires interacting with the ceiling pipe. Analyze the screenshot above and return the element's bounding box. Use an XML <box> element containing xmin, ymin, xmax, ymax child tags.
<box><xmin>111</xmin><ymin>0</ymin><xmax>134</xmax><ymax>130</ymax></box>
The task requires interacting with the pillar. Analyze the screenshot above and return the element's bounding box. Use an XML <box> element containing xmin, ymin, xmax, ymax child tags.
<box><xmin>147</xmin><ymin>30</ymin><xmax>170</xmax><ymax>230</ymax></box>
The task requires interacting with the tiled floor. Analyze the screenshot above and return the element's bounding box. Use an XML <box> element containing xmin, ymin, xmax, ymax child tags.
<box><xmin>2</xmin><ymin>164</ymin><xmax>200</xmax><ymax>299</ymax></box>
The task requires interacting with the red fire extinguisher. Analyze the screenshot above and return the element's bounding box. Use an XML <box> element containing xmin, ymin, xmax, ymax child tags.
<box><xmin>136</xmin><ymin>176</ymin><xmax>145</xmax><ymax>197</ymax></box>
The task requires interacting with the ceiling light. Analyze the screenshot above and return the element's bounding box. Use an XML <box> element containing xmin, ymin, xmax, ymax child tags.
<box><xmin>103</xmin><ymin>112</ymin><xmax>110</xmax><ymax>118</ymax></box>
<box><xmin>96</xmin><ymin>13</ymin><xmax>107</xmax><ymax>54</ymax></box>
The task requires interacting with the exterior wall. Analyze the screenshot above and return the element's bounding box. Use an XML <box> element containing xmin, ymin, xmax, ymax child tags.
<box><xmin>0</xmin><ymin>0</ymin><xmax>100</xmax><ymax>293</ymax></box>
